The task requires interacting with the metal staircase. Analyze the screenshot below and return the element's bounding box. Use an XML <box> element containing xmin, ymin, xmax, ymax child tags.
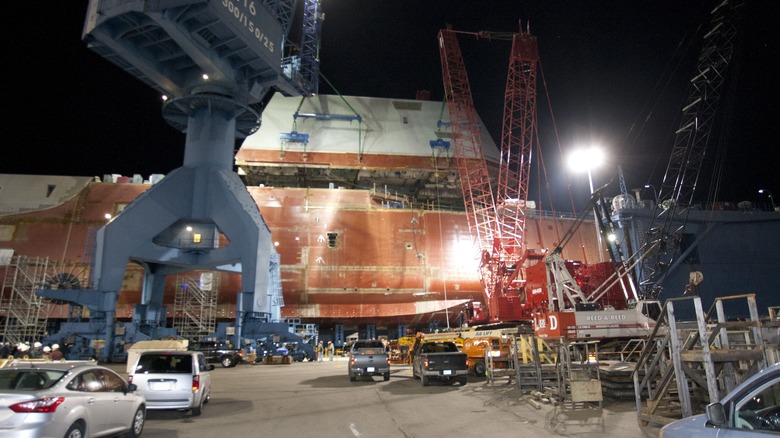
<box><xmin>504</xmin><ymin>333</ymin><xmax>559</xmax><ymax>392</ymax></box>
<box><xmin>484</xmin><ymin>339</ymin><xmax>515</xmax><ymax>386</ymax></box>
<box><xmin>555</xmin><ymin>341</ymin><xmax>603</xmax><ymax>408</ymax></box>
<box><xmin>632</xmin><ymin>294</ymin><xmax>767</xmax><ymax>426</ymax></box>
<box><xmin>172</xmin><ymin>273</ymin><xmax>218</xmax><ymax>341</ymax></box>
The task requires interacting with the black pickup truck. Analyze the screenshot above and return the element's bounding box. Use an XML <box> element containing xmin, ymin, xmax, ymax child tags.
<box><xmin>188</xmin><ymin>341</ymin><xmax>243</xmax><ymax>368</ymax></box>
<box><xmin>411</xmin><ymin>341</ymin><xmax>468</xmax><ymax>386</ymax></box>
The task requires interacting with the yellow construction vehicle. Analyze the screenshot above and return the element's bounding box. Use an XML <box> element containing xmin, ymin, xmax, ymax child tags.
<box><xmin>462</xmin><ymin>336</ymin><xmax>512</xmax><ymax>376</ymax></box>
<box><xmin>388</xmin><ymin>336</ymin><xmax>416</xmax><ymax>364</ymax></box>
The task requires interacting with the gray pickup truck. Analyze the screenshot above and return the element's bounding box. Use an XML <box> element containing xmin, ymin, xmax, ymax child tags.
<box><xmin>411</xmin><ymin>341</ymin><xmax>468</xmax><ymax>386</ymax></box>
<box><xmin>348</xmin><ymin>340</ymin><xmax>390</xmax><ymax>381</ymax></box>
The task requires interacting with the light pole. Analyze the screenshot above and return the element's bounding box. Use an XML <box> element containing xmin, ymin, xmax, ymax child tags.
<box><xmin>759</xmin><ymin>189</ymin><xmax>776</xmax><ymax>211</ymax></box>
<box><xmin>568</xmin><ymin>147</ymin><xmax>605</xmax><ymax>262</ymax></box>
<box><xmin>644</xmin><ymin>184</ymin><xmax>658</xmax><ymax>204</ymax></box>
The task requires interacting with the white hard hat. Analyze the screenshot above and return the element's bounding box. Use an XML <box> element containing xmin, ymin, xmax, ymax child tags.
<box><xmin>52</xmin><ymin>344</ymin><xmax>60</xmax><ymax>350</ymax></box>
<box><xmin>18</xmin><ymin>343</ymin><xmax>30</xmax><ymax>352</ymax></box>
<box><xmin>34</xmin><ymin>342</ymin><xmax>42</xmax><ymax>348</ymax></box>
<box><xmin>43</xmin><ymin>346</ymin><xmax>51</xmax><ymax>353</ymax></box>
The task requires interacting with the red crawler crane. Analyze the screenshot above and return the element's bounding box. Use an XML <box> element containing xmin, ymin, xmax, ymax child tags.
<box><xmin>438</xmin><ymin>24</ymin><xmax>538</xmax><ymax>323</ymax></box>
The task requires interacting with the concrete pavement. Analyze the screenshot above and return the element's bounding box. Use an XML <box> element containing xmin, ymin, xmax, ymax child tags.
<box><xmin>110</xmin><ymin>357</ymin><xmax>662</xmax><ymax>437</ymax></box>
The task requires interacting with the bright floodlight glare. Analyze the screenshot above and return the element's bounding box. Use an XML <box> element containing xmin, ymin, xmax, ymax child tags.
<box><xmin>759</xmin><ymin>189</ymin><xmax>776</xmax><ymax>210</ymax></box>
<box><xmin>568</xmin><ymin>147</ymin><xmax>604</xmax><ymax>172</ymax></box>
<box><xmin>569</xmin><ymin>146</ymin><xmax>606</xmax><ymax>262</ymax></box>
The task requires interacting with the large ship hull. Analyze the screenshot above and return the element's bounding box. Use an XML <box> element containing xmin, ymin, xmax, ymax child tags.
<box><xmin>0</xmin><ymin>178</ymin><xmax>599</xmax><ymax>330</ymax></box>
<box><xmin>5</xmin><ymin>177</ymin><xmax>776</xmax><ymax>334</ymax></box>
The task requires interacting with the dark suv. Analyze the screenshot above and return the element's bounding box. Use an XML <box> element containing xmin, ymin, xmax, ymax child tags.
<box><xmin>188</xmin><ymin>341</ymin><xmax>243</xmax><ymax>368</ymax></box>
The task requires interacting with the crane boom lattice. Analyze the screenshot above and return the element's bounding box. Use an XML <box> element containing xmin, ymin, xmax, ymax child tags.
<box><xmin>438</xmin><ymin>25</ymin><xmax>538</xmax><ymax>322</ymax></box>
<box><xmin>497</xmin><ymin>29</ymin><xmax>537</xmax><ymax>262</ymax></box>
<box><xmin>639</xmin><ymin>0</ymin><xmax>743</xmax><ymax>298</ymax></box>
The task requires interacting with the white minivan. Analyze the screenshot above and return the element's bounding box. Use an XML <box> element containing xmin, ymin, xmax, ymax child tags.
<box><xmin>128</xmin><ymin>350</ymin><xmax>214</xmax><ymax>416</ymax></box>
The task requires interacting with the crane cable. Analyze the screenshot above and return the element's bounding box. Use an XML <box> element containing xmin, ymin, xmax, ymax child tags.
<box><xmin>319</xmin><ymin>73</ymin><xmax>364</xmax><ymax>160</ymax></box>
<box><xmin>537</xmin><ymin>59</ymin><xmax>589</xmax><ymax>262</ymax></box>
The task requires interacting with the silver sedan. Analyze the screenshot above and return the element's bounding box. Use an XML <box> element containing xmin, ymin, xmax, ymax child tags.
<box><xmin>0</xmin><ymin>361</ymin><xmax>146</xmax><ymax>438</ymax></box>
<box><xmin>661</xmin><ymin>362</ymin><xmax>780</xmax><ymax>437</ymax></box>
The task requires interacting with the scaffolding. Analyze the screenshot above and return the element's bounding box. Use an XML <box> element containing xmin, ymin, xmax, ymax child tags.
<box><xmin>0</xmin><ymin>256</ymin><xmax>54</xmax><ymax>344</ymax></box>
<box><xmin>632</xmin><ymin>294</ymin><xmax>767</xmax><ymax>427</ymax></box>
<box><xmin>172</xmin><ymin>273</ymin><xmax>218</xmax><ymax>341</ymax></box>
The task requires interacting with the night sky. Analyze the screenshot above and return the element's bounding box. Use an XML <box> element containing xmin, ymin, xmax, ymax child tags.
<box><xmin>3</xmin><ymin>1</ymin><xmax>777</xmax><ymax>213</ymax></box>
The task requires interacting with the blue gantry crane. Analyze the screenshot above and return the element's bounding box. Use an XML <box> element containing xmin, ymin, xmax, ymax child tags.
<box><xmin>38</xmin><ymin>0</ymin><xmax>323</xmax><ymax>361</ymax></box>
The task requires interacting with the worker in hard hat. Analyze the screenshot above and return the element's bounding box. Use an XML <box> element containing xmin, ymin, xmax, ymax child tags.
<box><xmin>50</xmin><ymin>343</ymin><xmax>64</xmax><ymax>361</ymax></box>
<box><xmin>30</xmin><ymin>341</ymin><xmax>43</xmax><ymax>358</ymax></box>
<box><xmin>42</xmin><ymin>345</ymin><xmax>52</xmax><ymax>360</ymax></box>
<box><xmin>17</xmin><ymin>343</ymin><xmax>30</xmax><ymax>359</ymax></box>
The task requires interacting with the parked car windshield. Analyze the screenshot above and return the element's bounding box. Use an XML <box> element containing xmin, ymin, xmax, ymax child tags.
<box><xmin>136</xmin><ymin>353</ymin><xmax>193</xmax><ymax>373</ymax></box>
<box><xmin>422</xmin><ymin>343</ymin><xmax>458</xmax><ymax>353</ymax></box>
<box><xmin>733</xmin><ymin>376</ymin><xmax>780</xmax><ymax>432</ymax></box>
<box><xmin>0</xmin><ymin>369</ymin><xmax>68</xmax><ymax>390</ymax></box>
<box><xmin>354</xmin><ymin>341</ymin><xmax>384</xmax><ymax>350</ymax></box>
